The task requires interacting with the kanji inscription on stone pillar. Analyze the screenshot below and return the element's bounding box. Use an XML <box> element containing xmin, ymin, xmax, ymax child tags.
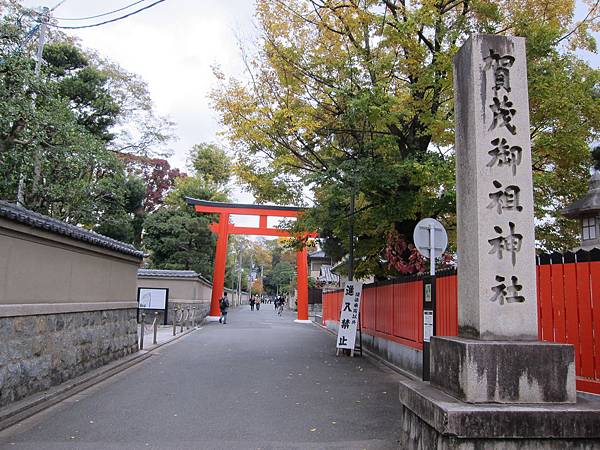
<box><xmin>454</xmin><ymin>35</ymin><xmax>537</xmax><ymax>340</ymax></box>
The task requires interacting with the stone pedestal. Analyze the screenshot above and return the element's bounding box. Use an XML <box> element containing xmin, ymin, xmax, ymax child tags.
<box><xmin>398</xmin><ymin>378</ymin><xmax>600</xmax><ymax>449</ymax></box>
<box><xmin>430</xmin><ymin>337</ymin><xmax>576</xmax><ymax>404</ymax></box>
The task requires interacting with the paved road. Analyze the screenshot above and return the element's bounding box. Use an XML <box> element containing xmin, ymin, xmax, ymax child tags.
<box><xmin>0</xmin><ymin>307</ymin><xmax>405</xmax><ymax>449</ymax></box>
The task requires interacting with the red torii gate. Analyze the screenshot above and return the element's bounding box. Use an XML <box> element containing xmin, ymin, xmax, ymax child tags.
<box><xmin>186</xmin><ymin>198</ymin><xmax>316</xmax><ymax>322</ymax></box>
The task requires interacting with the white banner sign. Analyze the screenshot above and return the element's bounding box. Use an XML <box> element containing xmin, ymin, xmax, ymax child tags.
<box><xmin>423</xmin><ymin>310</ymin><xmax>434</xmax><ymax>343</ymax></box>
<box><xmin>138</xmin><ymin>288</ymin><xmax>168</xmax><ymax>310</ymax></box>
<box><xmin>336</xmin><ymin>281</ymin><xmax>363</xmax><ymax>350</ymax></box>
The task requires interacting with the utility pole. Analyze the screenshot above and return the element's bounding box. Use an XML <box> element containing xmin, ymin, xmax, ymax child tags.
<box><xmin>231</xmin><ymin>251</ymin><xmax>238</xmax><ymax>306</ymax></box>
<box><xmin>248</xmin><ymin>253</ymin><xmax>254</xmax><ymax>294</ymax></box>
<box><xmin>17</xmin><ymin>1</ymin><xmax>67</xmax><ymax>206</ymax></box>
<box><xmin>348</xmin><ymin>188</ymin><xmax>355</xmax><ymax>282</ymax></box>
<box><xmin>17</xmin><ymin>6</ymin><xmax>49</xmax><ymax>206</ymax></box>
<box><xmin>290</xmin><ymin>271</ymin><xmax>296</xmax><ymax>308</ymax></box>
<box><xmin>237</xmin><ymin>248</ymin><xmax>243</xmax><ymax>305</ymax></box>
<box><xmin>34</xmin><ymin>7</ymin><xmax>50</xmax><ymax>77</ymax></box>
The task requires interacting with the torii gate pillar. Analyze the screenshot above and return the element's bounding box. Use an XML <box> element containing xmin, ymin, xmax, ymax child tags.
<box><xmin>294</xmin><ymin>246</ymin><xmax>310</xmax><ymax>323</ymax></box>
<box><xmin>209</xmin><ymin>212</ymin><xmax>230</xmax><ymax>318</ymax></box>
<box><xmin>186</xmin><ymin>198</ymin><xmax>315</xmax><ymax>323</ymax></box>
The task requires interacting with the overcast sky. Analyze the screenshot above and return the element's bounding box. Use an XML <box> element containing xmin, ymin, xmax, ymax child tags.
<box><xmin>21</xmin><ymin>0</ymin><xmax>258</xmax><ymax>207</ymax></box>
<box><xmin>19</xmin><ymin>0</ymin><xmax>600</xmax><ymax>207</ymax></box>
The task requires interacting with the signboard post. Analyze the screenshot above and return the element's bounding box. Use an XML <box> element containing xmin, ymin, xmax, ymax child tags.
<box><xmin>413</xmin><ymin>218</ymin><xmax>448</xmax><ymax>271</ymax></box>
<box><xmin>414</xmin><ymin>218</ymin><xmax>448</xmax><ymax>381</ymax></box>
<box><xmin>137</xmin><ymin>287</ymin><xmax>169</xmax><ymax>325</ymax></box>
<box><xmin>335</xmin><ymin>281</ymin><xmax>363</xmax><ymax>357</ymax></box>
<box><xmin>421</xmin><ymin>276</ymin><xmax>436</xmax><ymax>380</ymax></box>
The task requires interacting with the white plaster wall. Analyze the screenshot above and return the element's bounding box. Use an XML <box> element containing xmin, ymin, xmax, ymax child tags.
<box><xmin>0</xmin><ymin>219</ymin><xmax>141</xmax><ymax>316</ymax></box>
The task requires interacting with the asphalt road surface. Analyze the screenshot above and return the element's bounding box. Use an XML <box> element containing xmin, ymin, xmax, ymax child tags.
<box><xmin>0</xmin><ymin>307</ymin><xmax>405</xmax><ymax>450</ymax></box>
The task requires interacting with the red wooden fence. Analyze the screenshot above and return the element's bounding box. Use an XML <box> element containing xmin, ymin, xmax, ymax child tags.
<box><xmin>322</xmin><ymin>252</ymin><xmax>600</xmax><ymax>395</ymax></box>
<box><xmin>537</xmin><ymin>251</ymin><xmax>600</xmax><ymax>395</ymax></box>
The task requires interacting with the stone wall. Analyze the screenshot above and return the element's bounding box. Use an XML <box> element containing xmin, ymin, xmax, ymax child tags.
<box><xmin>0</xmin><ymin>308</ymin><xmax>138</xmax><ymax>408</ymax></box>
<box><xmin>162</xmin><ymin>301</ymin><xmax>210</xmax><ymax>325</ymax></box>
<box><xmin>309</xmin><ymin>304</ymin><xmax>322</xmax><ymax>315</ymax></box>
<box><xmin>0</xmin><ymin>206</ymin><xmax>143</xmax><ymax>408</ymax></box>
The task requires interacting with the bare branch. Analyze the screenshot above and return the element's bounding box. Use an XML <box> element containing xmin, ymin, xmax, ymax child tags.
<box><xmin>554</xmin><ymin>0</ymin><xmax>600</xmax><ymax>46</ymax></box>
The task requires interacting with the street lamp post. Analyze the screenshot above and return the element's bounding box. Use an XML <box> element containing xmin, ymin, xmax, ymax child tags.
<box><xmin>289</xmin><ymin>271</ymin><xmax>297</xmax><ymax>309</ymax></box>
<box><xmin>237</xmin><ymin>247</ymin><xmax>243</xmax><ymax>306</ymax></box>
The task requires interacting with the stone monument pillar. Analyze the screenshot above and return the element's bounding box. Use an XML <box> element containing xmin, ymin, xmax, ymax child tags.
<box><xmin>455</xmin><ymin>35</ymin><xmax>537</xmax><ymax>341</ymax></box>
<box><xmin>430</xmin><ymin>35</ymin><xmax>574</xmax><ymax>404</ymax></box>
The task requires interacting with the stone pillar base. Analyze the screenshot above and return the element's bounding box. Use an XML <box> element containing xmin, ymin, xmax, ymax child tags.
<box><xmin>398</xmin><ymin>378</ymin><xmax>600</xmax><ymax>449</ymax></box>
<box><xmin>430</xmin><ymin>337</ymin><xmax>576</xmax><ymax>404</ymax></box>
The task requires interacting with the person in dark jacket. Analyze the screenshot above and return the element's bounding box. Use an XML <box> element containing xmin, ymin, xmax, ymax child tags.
<box><xmin>219</xmin><ymin>292</ymin><xmax>230</xmax><ymax>324</ymax></box>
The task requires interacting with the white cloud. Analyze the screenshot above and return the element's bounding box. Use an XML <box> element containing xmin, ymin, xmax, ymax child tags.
<box><xmin>21</xmin><ymin>0</ymin><xmax>257</xmax><ymax>200</ymax></box>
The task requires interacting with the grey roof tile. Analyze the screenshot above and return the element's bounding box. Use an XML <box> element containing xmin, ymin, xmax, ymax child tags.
<box><xmin>138</xmin><ymin>269</ymin><xmax>200</xmax><ymax>279</ymax></box>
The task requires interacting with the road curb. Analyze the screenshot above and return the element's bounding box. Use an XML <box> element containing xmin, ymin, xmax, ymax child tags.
<box><xmin>0</xmin><ymin>325</ymin><xmax>200</xmax><ymax>432</ymax></box>
<box><xmin>310</xmin><ymin>319</ymin><xmax>419</xmax><ymax>382</ymax></box>
<box><xmin>140</xmin><ymin>322</ymin><xmax>200</xmax><ymax>352</ymax></box>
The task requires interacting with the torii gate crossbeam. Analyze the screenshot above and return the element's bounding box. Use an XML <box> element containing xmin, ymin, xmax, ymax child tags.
<box><xmin>186</xmin><ymin>198</ymin><xmax>316</xmax><ymax>323</ymax></box>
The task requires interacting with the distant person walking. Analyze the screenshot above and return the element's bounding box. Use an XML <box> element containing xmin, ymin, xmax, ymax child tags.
<box><xmin>249</xmin><ymin>296</ymin><xmax>256</xmax><ymax>311</ymax></box>
<box><xmin>256</xmin><ymin>296</ymin><xmax>261</xmax><ymax>311</ymax></box>
<box><xmin>219</xmin><ymin>292</ymin><xmax>229</xmax><ymax>324</ymax></box>
<box><xmin>275</xmin><ymin>295</ymin><xmax>283</xmax><ymax>311</ymax></box>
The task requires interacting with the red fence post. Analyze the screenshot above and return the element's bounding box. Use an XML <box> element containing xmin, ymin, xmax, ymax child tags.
<box><xmin>538</xmin><ymin>255</ymin><xmax>554</xmax><ymax>342</ymax></box>
<box><xmin>563</xmin><ymin>254</ymin><xmax>580</xmax><ymax>372</ymax></box>
<box><xmin>435</xmin><ymin>273</ymin><xmax>458</xmax><ymax>337</ymax></box>
<box><xmin>575</xmin><ymin>252</ymin><xmax>593</xmax><ymax>378</ymax></box>
<box><xmin>590</xmin><ymin>260</ymin><xmax>600</xmax><ymax>385</ymax></box>
<box><xmin>550</xmin><ymin>254</ymin><xmax>567</xmax><ymax>343</ymax></box>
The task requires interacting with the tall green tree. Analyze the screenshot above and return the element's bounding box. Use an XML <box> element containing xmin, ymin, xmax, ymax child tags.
<box><xmin>94</xmin><ymin>175</ymin><xmax>146</xmax><ymax>244</ymax></box>
<box><xmin>0</xmin><ymin>3</ymin><xmax>174</xmax><ymax>242</ymax></box>
<box><xmin>189</xmin><ymin>142</ymin><xmax>232</xmax><ymax>189</ymax></box>
<box><xmin>211</xmin><ymin>0</ymin><xmax>600</xmax><ymax>276</ymax></box>
<box><xmin>165</xmin><ymin>176</ymin><xmax>228</xmax><ymax>209</ymax></box>
<box><xmin>264</xmin><ymin>260</ymin><xmax>296</xmax><ymax>295</ymax></box>
<box><xmin>142</xmin><ymin>142</ymin><xmax>233</xmax><ymax>278</ymax></box>
<box><xmin>44</xmin><ymin>42</ymin><xmax>120</xmax><ymax>142</ymax></box>
<box><xmin>143</xmin><ymin>208</ymin><xmax>216</xmax><ymax>276</ymax></box>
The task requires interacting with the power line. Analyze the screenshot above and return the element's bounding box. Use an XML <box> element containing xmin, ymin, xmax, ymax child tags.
<box><xmin>50</xmin><ymin>0</ymin><xmax>68</xmax><ymax>12</ymax></box>
<box><xmin>53</xmin><ymin>0</ymin><xmax>148</xmax><ymax>21</ymax></box>
<box><xmin>46</xmin><ymin>0</ymin><xmax>167</xmax><ymax>30</ymax></box>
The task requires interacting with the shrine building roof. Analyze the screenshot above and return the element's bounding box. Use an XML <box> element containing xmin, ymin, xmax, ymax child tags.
<box><xmin>562</xmin><ymin>172</ymin><xmax>600</xmax><ymax>219</ymax></box>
